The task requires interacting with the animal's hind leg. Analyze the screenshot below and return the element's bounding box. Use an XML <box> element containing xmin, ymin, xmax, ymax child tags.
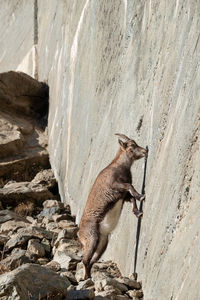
<box><xmin>81</xmin><ymin>224</ymin><xmax>99</xmax><ymax>279</ymax></box>
<box><xmin>90</xmin><ymin>234</ymin><xmax>108</xmax><ymax>266</ymax></box>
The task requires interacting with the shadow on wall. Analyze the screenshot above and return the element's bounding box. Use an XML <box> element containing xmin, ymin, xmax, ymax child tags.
<box><xmin>0</xmin><ymin>71</ymin><xmax>50</xmax><ymax>183</ymax></box>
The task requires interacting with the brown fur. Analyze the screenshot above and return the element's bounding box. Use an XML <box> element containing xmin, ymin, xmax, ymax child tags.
<box><xmin>78</xmin><ymin>134</ymin><xmax>147</xmax><ymax>279</ymax></box>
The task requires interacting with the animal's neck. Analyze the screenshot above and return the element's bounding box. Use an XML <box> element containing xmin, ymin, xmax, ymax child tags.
<box><xmin>112</xmin><ymin>149</ymin><xmax>133</xmax><ymax>169</ymax></box>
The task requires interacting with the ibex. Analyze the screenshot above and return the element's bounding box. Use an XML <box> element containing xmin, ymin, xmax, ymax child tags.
<box><xmin>78</xmin><ymin>133</ymin><xmax>147</xmax><ymax>279</ymax></box>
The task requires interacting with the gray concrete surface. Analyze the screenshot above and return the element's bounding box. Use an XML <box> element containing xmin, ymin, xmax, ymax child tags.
<box><xmin>0</xmin><ymin>1</ymin><xmax>200</xmax><ymax>299</ymax></box>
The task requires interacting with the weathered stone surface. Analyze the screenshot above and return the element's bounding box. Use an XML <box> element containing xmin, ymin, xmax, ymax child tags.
<box><xmin>0</xmin><ymin>248</ymin><xmax>31</xmax><ymax>272</ymax></box>
<box><xmin>0</xmin><ymin>210</ymin><xmax>30</xmax><ymax>224</ymax></box>
<box><xmin>43</xmin><ymin>199</ymin><xmax>64</xmax><ymax>209</ymax></box>
<box><xmin>127</xmin><ymin>290</ymin><xmax>143</xmax><ymax>298</ymax></box>
<box><xmin>27</xmin><ymin>239</ymin><xmax>45</xmax><ymax>258</ymax></box>
<box><xmin>32</xmin><ymin>169</ymin><xmax>57</xmax><ymax>189</ymax></box>
<box><xmin>0</xmin><ymin>263</ymin><xmax>70</xmax><ymax>300</ymax></box>
<box><xmin>76</xmin><ymin>279</ymin><xmax>94</xmax><ymax>290</ymax></box>
<box><xmin>98</xmin><ymin>278</ymin><xmax>128</xmax><ymax>293</ymax></box>
<box><xmin>0</xmin><ymin>220</ymin><xmax>30</xmax><ymax>234</ymax></box>
<box><xmin>75</xmin><ymin>262</ymin><xmax>85</xmax><ymax>282</ymax></box>
<box><xmin>36</xmin><ymin>257</ymin><xmax>49</xmax><ymax>265</ymax></box>
<box><xmin>1</xmin><ymin>1</ymin><xmax>200</xmax><ymax>299</ymax></box>
<box><xmin>116</xmin><ymin>277</ymin><xmax>141</xmax><ymax>290</ymax></box>
<box><xmin>66</xmin><ymin>289</ymin><xmax>95</xmax><ymax>300</ymax></box>
<box><xmin>60</xmin><ymin>271</ymin><xmax>78</xmax><ymax>285</ymax></box>
<box><xmin>41</xmin><ymin>238</ymin><xmax>51</xmax><ymax>254</ymax></box>
<box><xmin>0</xmin><ymin>71</ymin><xmax>48</xmax><ymax>118</ymax></box>
<box><xmin>0</xmin><ymin>181</ymin><xmax>54</xmax><ymax>207</ymax></box>
<box><xmin>46</xmin><ymin>260</ymin><xmax>61</xmax><ymax>272</ymax></box>
<box><xmin>0</xmin><ymin>234</ymin><xmax>8</xmax><ymax>246</ymax></box>
<box><xmin>0</xmin><ymin>129</ymin><xmax>24</xmax><ymax>159</ymax></box>
<box><xmin>53</xmin><ymin>249</ymin><xmax>81</xmax><ymax>271</ymax></box>
<box><xmin>5</xmin><ymin>226</ymin><xmax>53</xmax><ymax>251</ymax></box>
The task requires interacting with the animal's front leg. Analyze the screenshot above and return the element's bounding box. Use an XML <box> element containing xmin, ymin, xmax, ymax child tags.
<box><xmin>113</xmin><ymin>182</ymin><xmax>145</xmax><ymax>200</ymax></box>
<box><xmin>131</xmin><ymin>197</ymin><xmax>143</xmax><ymax>218</ymax></box>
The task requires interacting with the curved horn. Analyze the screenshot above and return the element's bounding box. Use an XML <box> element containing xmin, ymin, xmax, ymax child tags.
<box><xmin>115</xmin><ymin>133</ymin><xmax>131</xmax><ymax>141</ymax></box>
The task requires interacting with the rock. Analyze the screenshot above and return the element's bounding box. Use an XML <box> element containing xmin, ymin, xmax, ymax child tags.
<box><xmin>26</xmin><ymin>216</ymin><xmax>36</xmax><ymax>224</ymax></box>
<box><xmin>54</xmin><ymin>229</ymin><xmax>79</xmax><ymax>248</ymax></box>
<box><xmin>36</xmin><ymin>257</ymin><xmax>49</xmax><ymax>265</ymax></box>
<box><xmin>5</xmin><ymin>226</ymin><xmax>53</xmax><ymax>251</ymax></box>
<box><xmin>46</xmin><ymin>260</ymin><xmax>61</xmax><ymax>272</ymax></box>
<box><xmin>66</xmin><ymin>289</ymin><xmax>95</xmax><ymax>300</ymax></box>
<box><xmin>53</xmin><ymin>213</ymin><xmax>75</xmax><ymax>222</ymax></box>
<box><xmin>58</xmin><ymin>223</ymin><xmax>78</xmax><ymax>237</ymax></box>
<box><xmin>39</xmin><ymin>206</ymin><xmax>60</xmax><ymax>216</ymax></box>
<box><xmin>32</xmin><ymin>169</ymin><xmax>57</xmax><ymax>189</ymax></box>
<box><xmin>0</xmin><ymin>181</ymin><xmax>54</xmax><ymax>207</ymax></box>
<box><xmin>127</xmin><ymin>290</ymin><xmax>143</xmax><ymax>298</ymax></box>
<box><xmin>76</xmin><ymin>278</ymin><xmax>94</xmax><ymax>290</ymax></box>
<box><xmin>52</xmin><ymin>237</ymin><xmax>82</xmax><ymax>255</ymax></box>
<box><xmin>0</xmin><ymin>151</ymin><xmax>50</xmax><ymax>183</ymax></box>
<box><xmin>0</xmin><ymin>129</ymin><xmax>24</xmax><ymax>159</ymax></box>
<box><xmin>60</xmin><ymin>271</ymin><xmax>78</xmax><ymax>285</ymax></box>
<box><xmin>43</xmin><ymin>199</ymin><xmax>64</xmax><ymax>209</ymax></box>
<box><xmin>0</xmin><ymin>248</ymin><xmax>31</xmax><ymax>272</ymax></box>
<box><xmin>113</xmin><ymin>296</ymin><xmax>130</xmax><ymax>300</ymax></box>
<box><xmin>46</xmin><ymin>221</ymin><xmax>60</xmax><ymax>232</ymax></box>
<box><xmin>95</xmin><ymin>290</ymin><xmax>117</xmax><ymax>299</ymax></box>
<box><xmin>75</xmin><ymin>262</ymin><xmax>85</xmax><ymax>282</ymax></box>
<box><xmin>53</xmin><ymin>250</ymin><xmax>81</xmax><ymax>271</ymax></box>
<box><xmin>0</xmin><ymin>72</ymin><xmax>49</xmax><ymax>118</ymax></box>
<box><xmin>92</xmin><ymin>270</ymin><xmax>113</xmax><ymax>282</ymax></box>
<box><xmin>41</xmin><ymin>238</ymin><xmax>51</xmax><ymax>253</ymax></box>
<box><xmin>0</xmin><ymin>220</ymin><xmax>30</xmax><ymax>234</ymax></box>
<box><xmin>0</xmin><ymin>263</ymin><xmax>70</xmax><ymax>299</ymax></box>
<box><xmin>0</xmin><ymin>210</ymin><xmax>29</xmax><ymax>224</ymax></box>
<box><xmin>27</xmin><ymin>239</ymin><xmax>45</xmax><ymax>258</ymax></box>
<box><xmin>93</xmin><ymin>261</ymin><xmax>121</xmax><ymax>278</ymax></box>
<box><xmin>0</xmin><ymin>234</ymin><xmax>8</xmax><ymax>246</ymax></box>
<box><xmin>100</xmin><ymin>278</ymin><xmax>128</xmax><ymax>293</ymax></box>
<box><xmin>116</xmin><ymin>277</ymin><xmax>141</xmax><ymax>290</ymax></box>
<box><xmin>67</xmin><ymin>285</ymin><xmax>76</xmax><ymax>291</ymax></box>
<box><xmin>94</xmin><ymin>297</ymin><xmax>110</xmax><ymax>300</ymax></box>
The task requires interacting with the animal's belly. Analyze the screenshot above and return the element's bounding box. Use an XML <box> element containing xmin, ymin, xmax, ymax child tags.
<box><xmin>100</xmin><ymin>200</ymin><xmax>123</xmax><ymax>235</ymax></box>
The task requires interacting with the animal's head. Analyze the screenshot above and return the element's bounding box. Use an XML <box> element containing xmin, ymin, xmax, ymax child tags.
<box><xmin>115</xmin><ymin>133</ymin><xmax>147</xmax><ymax>161</ymax></box>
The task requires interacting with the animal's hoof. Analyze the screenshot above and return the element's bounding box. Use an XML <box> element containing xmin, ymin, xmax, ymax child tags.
<box><xmin>133</xmin><ymin>209</ymin><xmax>143</xmax><ymax>218</ymax></box>
<box><xmin>136</xmin><ymin>211</ymin><xmax>143</xmax><ymax>218</ymax></box>
<box><xmin>138</xmin><ymin>194</ymin><xmax>145</xmax><ymax>201</ymax></box>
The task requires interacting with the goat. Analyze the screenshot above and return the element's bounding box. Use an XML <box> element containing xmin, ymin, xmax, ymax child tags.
<box><xmin>78</xmin><ymin>133</ymin><xmax>147</xmax><ymax>279</ymax></box>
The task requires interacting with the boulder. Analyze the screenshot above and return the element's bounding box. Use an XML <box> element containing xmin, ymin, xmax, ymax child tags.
<box><xmin>0</xmin><ymin>263</ymin><xmax>70</xmax><ymax>300</ymax></box>
<box><xmin>0</xmin><ymin>210</ymin><xmax>30</xmax><ymax>224</ymax></box>
<box><xmin>0</xmin><ymin>220</ymin><xmax>30</xmax><ymax>234</ymax></box>
<box><xmin>0</xmin><ymin>248</ymin><xmax>31</xmax><ymax>272</ymax></box>
<box><xmin>66</xmin><ymin>289</ymin><xmax>95</xmax><ymax>300</ymax></box>
<box><xmin>0</xmin><ymin>71</ymin><xmax>48</xmax><ymax>119</ymax></box>
<box><xmin>60</xmin><ymin>271</ymin><xmax>78</xmax><ymax>285</ymax></box>
<box><xmin>0</xmin><ymin>181</ymin><xmax>54</xmax><ymax>207</ymax></box>
<box><xmin>127</xmin><ymin>290</ymin><xmax>143</xmax><ymax>298</ymax></box>
<box><xmin>76</xmin><ymin>278</ymin><xmax>94</xmax><ymax>290</ymax></box>
<box><xmin>5</xmin><ymin>226</ymin><xmax>53</xmax><ymax>251</ymax></box>
<box><xmin>27</xmin><ymin>239</ymin><xmax>45</xmax><ymax>258</ymax></box>
<box><xmin>32</xmin><ymin>169</ymin><xmax>57</xmax><ymax>189</ymax></box>
<box><xmin>46</xmin><ymin>260</ymin><xmax>61</xmax><ymax>272</ymax></box>
<box><xmin>53</xmin><ymin>250</ymin><xmax>81</xmax><ymax>271</ymax></box>
<box><xmin>116</xmin><ymin>277</ymin><xmax>141</xmax><ymax>290</ymax></box>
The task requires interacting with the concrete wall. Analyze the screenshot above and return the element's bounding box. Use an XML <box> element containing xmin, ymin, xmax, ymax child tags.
<box><xmin>0</xmin><ymin>1</ymin><xmax>200</xmax><ymax>299</ymax></box>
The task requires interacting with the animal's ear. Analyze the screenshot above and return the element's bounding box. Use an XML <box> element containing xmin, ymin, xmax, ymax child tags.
<box><xmin>118</xmin><ymin>139</ymin><xmax>127</xmax><ymax>151</ymax></box>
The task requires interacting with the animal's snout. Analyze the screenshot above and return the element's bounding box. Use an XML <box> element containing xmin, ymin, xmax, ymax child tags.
<box><xmin>141</xmin><ymin>147</ymin><xmax>148</xmax><ymax>157</ymax></box>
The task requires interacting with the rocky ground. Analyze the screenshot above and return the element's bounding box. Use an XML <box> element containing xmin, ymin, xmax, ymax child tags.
<box><xmin>0</xmin><ymin>172</ymin><xmax>144</xmax><ymax>300</ymax></box>
<box><xmin>0</xmin><ymin>71</ymin><xmax>144</xmax><ymax>300</ymax></box>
